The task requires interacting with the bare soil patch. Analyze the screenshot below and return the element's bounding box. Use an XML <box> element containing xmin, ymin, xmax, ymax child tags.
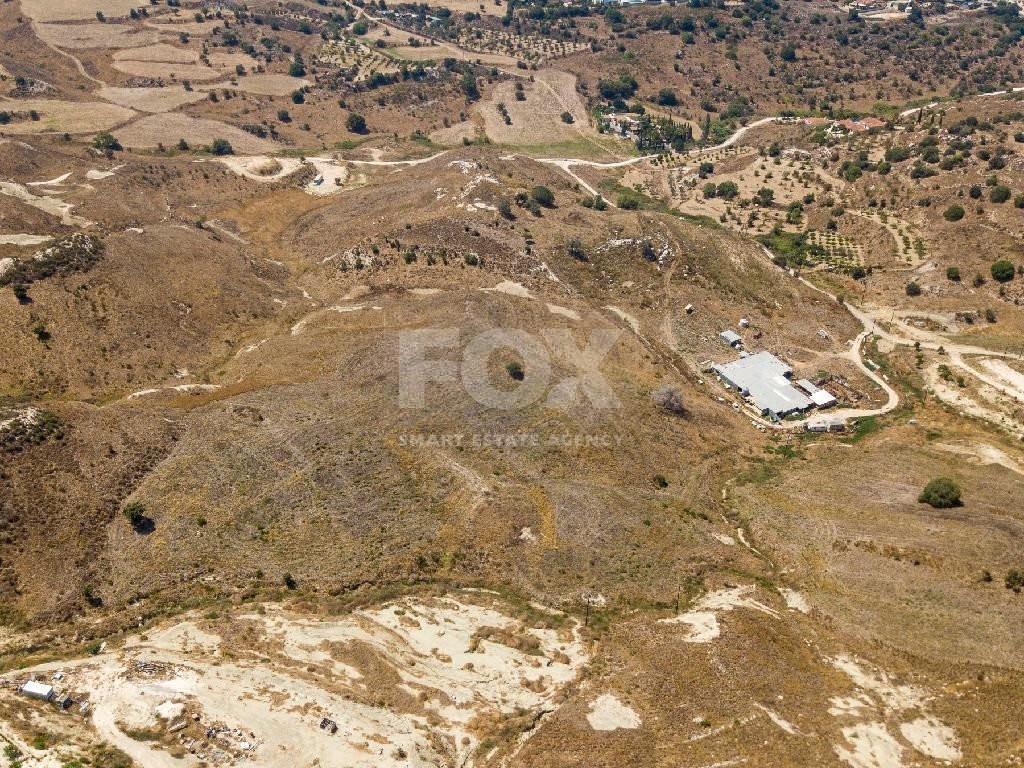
<box><xmin>429</xmin><ymin>119</ymin><xmax>480</xmax><ymax>146</ymax></box>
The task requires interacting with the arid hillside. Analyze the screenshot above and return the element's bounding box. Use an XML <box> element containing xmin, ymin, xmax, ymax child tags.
<box><xmin>1</xmin><ymin>0</ymin><xmax>1023</xmax><ymax>765</ymax></box>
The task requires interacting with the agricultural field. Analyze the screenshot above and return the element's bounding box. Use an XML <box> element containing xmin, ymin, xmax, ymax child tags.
<box><xmin>33</xmin><ymin>21</ymin><xmax>167</xmax><ymax>49</ymax></box>
<box><xmin>0</xmin><ymin>98</ymin><xmax>135</xmax><ymax>133</ymax></box>
<box><xmin>96</xmin><ymin>85</ymin><xmax>208</xmax><ymax>112</ymax></box>
<box><xmin>455</xmin><ymin>27</ymin><xmax>590</xmax><ymax>63</ymax></box>
<box><xmin>317</xmin><ymin>36</ymin><xmax>402</xmax><ymax>84</ymax></box>
<box><xmin>18</xmin><ymin>0</ymin><xmax>141</xmax><ymax>22</ymax></box>
<box><xmin>113</xmin><ymin>113</ymin><xmax>278</xmax><ymax>152</ymax></box>
<box><xmin>477</xmin><ymin>69</ymin><xmax>593</xmax><ymax>146</ymax></box>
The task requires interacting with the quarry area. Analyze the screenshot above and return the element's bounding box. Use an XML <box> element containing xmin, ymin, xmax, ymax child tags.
<box><xmin>1</xmin><ymin>0</ymin><xmax>1024</xmax><ymax>764</ymax></box>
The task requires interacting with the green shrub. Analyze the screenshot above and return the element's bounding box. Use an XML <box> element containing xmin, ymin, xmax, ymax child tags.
<box><xmin>567</xmin><ymin>238</ymin><xmax>586</xmax><ymax>261</ymax></box>
<box><xmin>122</xmin><ymin>501</ymin><xmax>146</xmax><ymax>527</ymax></box>
<box><xmin>346</xmin><ymin>113</ymin><xmax>366</xmax><ymax>133</ymax></box>
<box><xmin>530</xmin><ymin>186</ymin><xmax>554</xmax><ymax>207</ymax></box>
<box><xmin>92</xmin><ymin>131</ymin><xmax>121</xmax><ymax>153</ymax></box>
<box><xmin>942</xmin><ymin>205</ymin><xmax>964</xmax><ymax>222</ymax></box>
<box><xmin>918</xmin><ymin>477</ymin><xmax>961</xmax><ymax>508</ymax></box>
<box><xmin>990</xmin><ymin>185</ymin><xmax>1012</xmax><ymax>204</ymax></box>
<box><xmin>991</xmin><ymin>259</ymin><xmax>1015</xmax><ymax>282</ymax></box>
<box><xmin>716</xmin><ymin>180</ymin><xmax>738</xmax><ymax>200</ymax></box>
<box><xmin>656</xmin><ymin>88</ymin><xmax>678</xmax><ymax>106</ymax></box>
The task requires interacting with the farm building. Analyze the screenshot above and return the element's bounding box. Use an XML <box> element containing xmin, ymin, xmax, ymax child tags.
<box><xmin>713</xmin><ymin>351</ymin><xmax>812</xmax><ymax>420</ymax></box>
<box><xmin>810</xmin><ymin>390</ymin><xmax>838</xmax><ymax>408</ymax></box>
<box><xmin>806</xmin><ymin>416</ymin><xmax>847</xmax><ymax>433</ymax></box>
<box><xmin>21</xmin><ymin>680</ymin><xmax>54</xmax><ymax>701</ymax></box>
<box><xmin>796</xmin><ymin>378</ymin><xmax>838</xmax><ymax>408</ymax></box>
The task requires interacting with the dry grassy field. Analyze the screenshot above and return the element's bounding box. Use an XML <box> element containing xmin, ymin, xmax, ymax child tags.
<box><xmin>18</xmin><ymin>0</ymin><xmax>142</xmax><ymax>22</ymax></box>
<box><xmin>0</xmin><ymin>97</ymin><xmax>135</xmax><ymax>133</ymax></box>
<box><xmin>113</xmin><ymin>113</ymin><xmax>277</xmax><ymax>152</ymax></box>
<box><xmin>478</xmin><ymin>70</ymin><xmax>592</xmax><ymax>146</ymax></box>
<box><xmin>97</xmin><ymin>85</ymin><xmax>207</xmax><ymax>112</ymax></box>
<box><xmin>218</xmin><ymin>73</ymin><xmax>310</xmax><ymax>96</ymax></box>
<box><xmin>33</xmin><ymin>21</ymin><xmax>167</xmax><ymax>49</ymax></box>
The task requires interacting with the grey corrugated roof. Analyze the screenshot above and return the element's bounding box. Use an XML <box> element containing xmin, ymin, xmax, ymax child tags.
<box><xmin>796</xmin><ymin>378</ymin><xmax>819</xmax><ymax>394</ymax></box>
<box><xmin>713</xmin><ymin>352</ymin><xmax>812</xmax><ymax>417</ymax></box>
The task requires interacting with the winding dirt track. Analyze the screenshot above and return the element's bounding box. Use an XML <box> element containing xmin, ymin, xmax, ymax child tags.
<box><xmin>759</xmin><ymin>247</ymin><xmax>1024</xmax><ymax>432</ymax></box>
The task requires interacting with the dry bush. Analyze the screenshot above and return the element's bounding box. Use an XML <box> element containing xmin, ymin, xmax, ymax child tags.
<box><xmin>652</xmin><ymin>385</ymin><xmax>686</xmax><ymax>416</ymax></box>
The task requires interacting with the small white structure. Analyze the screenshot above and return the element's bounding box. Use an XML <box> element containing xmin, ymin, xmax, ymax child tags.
<box><xmin>807</xmin><ymin>416</ymin><xmax>846</xmax><ymax>433</ymax></box>
<box><xmin>21</xmin><ymin>680</ymin><xmax>54</xmax><ymax>701</ymax></box>
<box><xmin>810</xmin><ymin>389</ymin><xmax>837</xmax><ymax>408</ymax></box>
<box><xmin>684</xmin><ymin>303</ymin><xmax>694</xmax><ymax>314</ymax></box>
<box><xmin>720</xmin><ymin>330</ymin><xmax>742</xmax><ymax>347</ymax></box>
<box><xmin>738</xmin><ymin>318</ymin><xmax>750</xmax><ymax>329</ymax></box>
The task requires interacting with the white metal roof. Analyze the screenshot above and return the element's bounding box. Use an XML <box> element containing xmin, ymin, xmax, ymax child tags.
<box><xmin>712</xmin><ymin>352</ymin><xmax>811</xmax><ymax>417</ymax></box>
<box><xmin>22</xmin><ymin>680</ymin><xmax>54</xmax><ymax>698</ymax></box>
<box><xmin>810</xmin><ymin>390</ymin><xmax>837</xmax><ymax>407</ymax></box>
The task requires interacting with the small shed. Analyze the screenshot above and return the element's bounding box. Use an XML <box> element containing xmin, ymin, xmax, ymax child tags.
<box><xmin>21</xmin><ymin>681</ymin><xmax>54</xmax><ymax>701</ymax></box>
<box><xmin>810</xmin><ymin>390</ymin><xmax>837</xmax><ymax>408</ymax></box>
<box><xmin>719</xmin><ymin>330</ymin><xmax>742</xmax><ymax>348</ymax></box>
<box><xmin>796</xmin><ymin>378</ymin><xmax>819</xmax><ymax>394</ymax></box>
